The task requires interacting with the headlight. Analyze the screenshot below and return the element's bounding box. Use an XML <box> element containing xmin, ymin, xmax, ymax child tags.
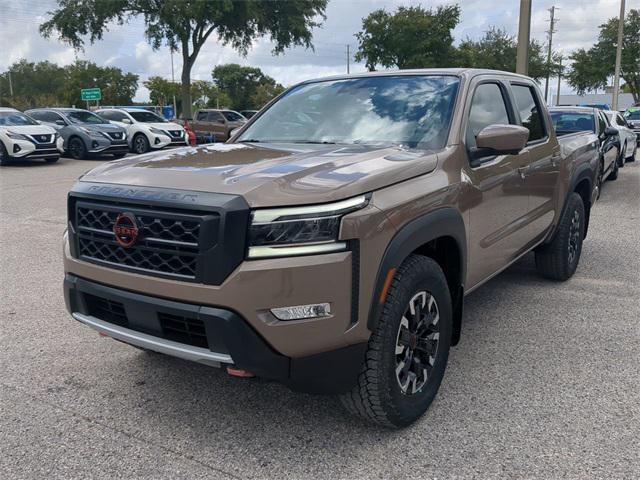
<box><xmin>6</xmin><ymin>130</ymin><xmax>29</xmax><ymax>140</ymax></box>
<box><xmin>247</xmin><ymin>195</ymin><xmax>368</xmax><ymax>259</ymax></box>
<box><xmin>149</xmin><ymin>127</ymin><xmax>165</xmax><ymax>135</ymax></box>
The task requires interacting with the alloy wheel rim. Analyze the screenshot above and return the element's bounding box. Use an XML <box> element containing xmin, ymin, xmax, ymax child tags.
<box><xmin>395</xmin><ymin>291</ymin><xmax>440</xmax><ymax>395</ymax></box>
<box><xmin>70</xmin><ymin>139</ymin><xmax>83</xmax><ymax>158</ymax></box>
<box><xmin>135</xmin><ymin>137</ymin><xmax>146</xmax><ymax>153</ymax></box>
<box><xmin>568</xmin><ymin>209</ymin><xmax>580</xmax><ymax>265</ymax></box>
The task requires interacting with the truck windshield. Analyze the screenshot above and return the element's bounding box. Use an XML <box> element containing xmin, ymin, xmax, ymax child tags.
<box><xmin>550</xmin><ymin>112</ymin><xmax>595</xmax><ymax>134</ymax></box>
<box><xmin>237</xmin><ymin>75</ymin><xmax>460</xmax><ymax>149</ymax></box>
<box><xmin>67</xmin><ymin>110</ymin><xmax>107</xmax><ymax>124</ymax></box>
<box><xmin>129</xmin><ymin>111</ymin><xmax>167</xmax><ymax>123</ymax></box>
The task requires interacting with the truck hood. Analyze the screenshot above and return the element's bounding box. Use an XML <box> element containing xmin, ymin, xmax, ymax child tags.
<box><xmin>80</xmin><ymin>143</ymin><xmax>439</xmax><ymax>207</ymax></box>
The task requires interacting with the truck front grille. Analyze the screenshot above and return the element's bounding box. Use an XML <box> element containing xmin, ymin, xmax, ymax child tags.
<box><xmin>74</xmin><ymin>201</ymin><xmax>215</xmax><ymax>281</ymax></box>
<box><xmin>68</xmin><ymin>183</ymin><xmax>250</xmax><ymax>285</ymax></box>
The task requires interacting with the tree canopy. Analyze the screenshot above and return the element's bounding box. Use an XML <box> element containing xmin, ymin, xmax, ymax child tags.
<box><xmin>40</xmin><ymin>0</ymin><xmax>328</xmax><ymax>118</ymax></box>
<box><xmin>566</xmin><ymin>9</ymin><xmax>639</xmax><ymax>102</ymax></box>
<box><xmin>0</xmin><ymin>59</ymin><xmax>138</xmax><ymax>110</ymax></box>
<box><xmin>456</xmin><ymin>28</ymin><xmax>555</xmax><ymax>81</ymax></box>
<box><xmin>355</xmin><ymin>5</ymin><xmax>461</xmax><ymax>70</ymax></box>
<box><xmin>355</xmin><ymin>7</ymin><xmax>555</xmax><ymax>81</ymax></box>
<box><xmin>212</xmin><ymin>64</ymin><xmax>285</xmax><ymax>111</ymax></box>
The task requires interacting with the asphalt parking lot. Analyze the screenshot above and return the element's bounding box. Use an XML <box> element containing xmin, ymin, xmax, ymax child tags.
<box><xmin>1</xmin><ymin>152</ymin><xmax>639</xmax><ymax>479</ymax></box>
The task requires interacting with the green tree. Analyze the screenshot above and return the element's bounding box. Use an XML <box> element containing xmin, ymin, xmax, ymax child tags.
<box><xmin>0</xmin><ymin>60</ymin><xmax>66</xmax><ymax>108</ymax></box>
<box><xmin>40</xmin><ymin>0</ymin><xmax>328</xmax><ymax>118</ymax></box>
<box><xmin>566</xmin><ymin>9</ymin><xmax>640</xmax><ymax>102</ymax></box>
<box><xmin>63</xmin><ymin>60</ymin><xmax>138</xmax><ymax>106</ymax></box>
<box><xmin>212</xmin><ymin>64</ymin><xmax>284</xmax><ymax>110</ymax></box>
<box><xmin>143</xmin><ymin>76</ymin><xmax>180</xmax><ymax>107</ymax></box>
<box><xmin>355</xmin><ymin>5</ymin><xmax>461</xmax><ymax>70</ymax></box>
<box><xmin>455</xmin><ymin>27</ymin><xmax>555</xmax><ymax>80</ymax></box>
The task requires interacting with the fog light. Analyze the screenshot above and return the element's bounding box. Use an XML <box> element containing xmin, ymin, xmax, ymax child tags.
<box><xmin>13</xmin><ymin>144</ymin><xmax>21</xmax><ymax>153</ymax></box>
<box><xmin>270</xmin><ymin>303</ymin><xmax>331</xmax><ymax>321</ymax></box>
<box><xmin>92</xmin><ymin>141</ymin><xmax>99</xmax><ymax>149</ymax></box>
<box><xmin>154</xmin><ymin>137</ymin><xmax>161</xmax><ymax>145</ymax></box>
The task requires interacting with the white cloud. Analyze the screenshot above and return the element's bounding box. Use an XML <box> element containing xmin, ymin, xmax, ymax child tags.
<box><xmin>0</xmin><ymin>0</ymin><xmax>631</xmax><ymax>101</ymax></box>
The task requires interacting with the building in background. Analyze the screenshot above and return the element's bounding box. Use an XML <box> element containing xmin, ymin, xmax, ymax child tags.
<box><xmin>557</xmin><ymin>93</ymin><xmax>636</xmax><ymax>110</ymax></box>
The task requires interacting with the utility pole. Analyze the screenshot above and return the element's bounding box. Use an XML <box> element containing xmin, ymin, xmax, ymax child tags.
<box><xmin>612</xmin><ymin>0</ymin><xmax>625</xmax><ymax>111</ymax></box>
<box><xmin>516</xmin><ymin>0</ymin><xmax>532</xmax><ymax>75</ymax></box>
<box><xmin>544</xmin><ymin>6</ymin><xmax>558</xmax><ymax>103</ymax></box>
<box><xmin>346</xmin><ymin>44</ymin><xmax>350</xmax><ymax>74</ymax></box>
<box><xmin>170</xmin><ymin>47</ymin><xmax>178</xmax><ymax>119</ymax></box>
<box><xmin>8</xmin><ymin>71</ymin><xmax>13</xmax><ymax>97</ymax></box>
<box><xmin>556</xmin><ymin>56</ymin><xmax>563</xmax><ymax>106</ymax></box>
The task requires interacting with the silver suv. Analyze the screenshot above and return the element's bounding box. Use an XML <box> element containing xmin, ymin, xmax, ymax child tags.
<box><xmin>26</xmin><ymin>108</ymin><xmax>128</xmax><ymax>160</ymax></box>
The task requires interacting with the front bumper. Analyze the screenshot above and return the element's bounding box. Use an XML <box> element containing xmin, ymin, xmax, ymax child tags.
<box><xmin>64</xmin><ymin>274</ymin><xmax>366</xmax><ymax>393</ymax></box>
<box><xmin>7</xmin><ymin>138</ymin><xmax>61</xmax><ymax>159</ymax></box>
<box><xmin>88</xmin><ymin>139</ymin><xmax>129</xmax><ymax>154</ymax></box>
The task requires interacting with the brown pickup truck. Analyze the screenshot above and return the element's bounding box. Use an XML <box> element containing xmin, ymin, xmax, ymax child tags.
<box><xmin>64</xmin><ymin>69</ymin><xmax>600</xmax><ymax>427</ymax></box>
<box><xmin>190</xmin><ymin>108</ymin><xmax>246</xmax><ymax>142</ymax></box>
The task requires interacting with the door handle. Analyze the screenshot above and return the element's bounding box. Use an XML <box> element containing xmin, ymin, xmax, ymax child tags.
<box><xmin>551</xmin><ymin>153</ymin><xmax>561</xmax><ymax>167</ymax></box>
<box><xmin>518</xmin><ymin>167</ymin><xmax>528</xmax><ymax>179</ymax></box>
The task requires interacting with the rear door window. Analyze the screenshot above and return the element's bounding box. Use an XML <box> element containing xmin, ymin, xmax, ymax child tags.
<box><xmin>467</xmin><ymin>83</ymin><xmax>511</xmax><ymax>149</ymax></box>
<box><xmin>207</xmin><ymin>112</ymin><xmax>225</xmax><ymax>122</ymax></box>
<box><xmin>197</xmin><ymin>111</ymin><xmax>208</xmax><ymax>121</ymax></box>
<box><xmin>511</xmin><ymin>84</ymin><xmax>546</xmax><ymax>142</ymax></box>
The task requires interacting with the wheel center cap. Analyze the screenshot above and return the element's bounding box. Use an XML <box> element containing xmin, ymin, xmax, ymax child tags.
<box><xmin>409</xmin><ymin>333</ymin><xmax>418</xmax><ymax>350</ymax></box>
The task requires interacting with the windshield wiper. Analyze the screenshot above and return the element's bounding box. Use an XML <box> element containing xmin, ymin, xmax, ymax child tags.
<box><xmin>288</xmin><ymin>140</ymin><xmax>337</xmax><ymax>145</ymax></box>
<box><xmin>237</xmin><ymin>139</ymin><xmax>262</xmax><ymax>143</ymax></box>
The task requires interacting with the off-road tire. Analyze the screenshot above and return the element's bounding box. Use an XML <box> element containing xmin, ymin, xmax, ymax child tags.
<box><xmin>607</xmin><ymin>159</ymin><xmax>619</xmax><ymax>181</ymax></box>
<box><xmin>132</xmin><ymin>133</ymin><xmax>150</xmax><ymax>154</ymax></box>
<box><xmin>535</xmin><ymin>192</ymin><xmax>585</xmax><ymax>281</ymax></box>
<box><xmin>68</xmin><ymin>137</ymin><xmax>87</xmax><ymax>160</ymax></box>
<box><xmin>340</xmin><ymin>255</ymin><xmax>452</xmax><ymax>428</ymax></box>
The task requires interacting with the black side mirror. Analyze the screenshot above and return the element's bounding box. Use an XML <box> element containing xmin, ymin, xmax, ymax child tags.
<box><xmin>604</xmin><ymin>126</ymin><xmax>618</xmax><ymax>136</ymax></box>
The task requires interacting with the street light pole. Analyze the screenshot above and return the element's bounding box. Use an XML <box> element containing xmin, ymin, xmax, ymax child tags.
<box><xmin>556</xmin><ymin>56</ymin><xmax>563</xmax><ymax>107</ymax></box>
<box><xmin>544</xmin><ymin>6</ymin><xmax>558</xmax><ymax>103</ymax></box>
<box><xmin>516</xmin><ymin>0</ymin><xmax>532</xmax><ymax>75</ymax></box>
<box><xmin>612</xmin><ymin>0</ymin><xmax>625</xmax><ymax>111</ymax></box>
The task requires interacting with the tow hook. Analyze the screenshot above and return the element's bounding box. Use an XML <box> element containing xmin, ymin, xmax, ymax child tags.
<box><xmin>226</xmin><ymin>367</ymin><xmax>255</xmax><ymax>378</ymax></box>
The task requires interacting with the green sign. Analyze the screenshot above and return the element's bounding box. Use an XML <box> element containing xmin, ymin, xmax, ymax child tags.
<box><xmin>81</xmin><ymin>88</ymin><xmax>101</xmax><ymax>101</ymax></box>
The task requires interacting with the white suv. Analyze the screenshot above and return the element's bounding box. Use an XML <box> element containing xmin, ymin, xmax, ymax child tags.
<box><xmin>605</xmin><ymin>110</ymin><xmax>637</xmax><ymax>163</ymax></box>
<box><xmin>0</xmin><ymin>108</ymin><xmax>64</xmax><ymax>165</ymax></box>
<box><xmin>96</xmin><ymin>108</ymin><xmax>187</xmax><ymax>154</ymax></box>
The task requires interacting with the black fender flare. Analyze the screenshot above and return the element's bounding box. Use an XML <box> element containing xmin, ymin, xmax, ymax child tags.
<box><xmin>367</xmin><ymin>207</ymin><xmax>467</xmax><ymax>345</ymax></box>
<box><xmin>552</xmin><ymin>162</ymin><xmax>594</xmax><ymax>242</ymax></box>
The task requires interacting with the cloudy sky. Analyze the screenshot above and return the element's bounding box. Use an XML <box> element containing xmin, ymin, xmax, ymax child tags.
<box><xmin>0</xmin><ymin>0</ymin><xmax>633</xmax><ymax>101</ymax></box>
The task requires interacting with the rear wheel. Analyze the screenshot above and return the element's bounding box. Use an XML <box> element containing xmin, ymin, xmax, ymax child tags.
<box><xmin>535</xmin><ymin>192</ymin><xmax>585</xmax><ymax>281</ymax></box>
<box><xmin>68</xmin><ymin>137</ymin><xmax>87</xmax><ymax>160</ymax></box>
<box><xmin>132</xmin><ymin>134</ymin><xmax>150</xmax><ymax>154</ymax></box>
<box><xmin>618</xmin><ymin>142</ymin><xmax>626</xmax><ymax>167</ymax></box>
<box><xmin>340</xmin><ymin>255</ymin><xmax>452</xmax><ymax>428</ymax></box>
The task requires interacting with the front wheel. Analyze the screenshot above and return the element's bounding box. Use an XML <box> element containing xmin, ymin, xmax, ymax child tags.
<box><xmin>68</xmin><ymin>137</ymin><xmax>87</xmax><ymax>160</ymax></box>
<box><xmin>535</xmin><ymin>192</ymin><xmax>585</xmax><ymax>281</ymax></box>
<box><xmin>340</xmin><ymin>255</ymin><xmax>452</xmax><ymax>428</ymax></box>
<box><xmin>132</xmin><ymin>134</ymin><xmax>150</xmax><ymax>154</ymax></box>
<box><xmin>608</xmin><ymin>158</ymin><xmax>619</xmax><ymax>181</ymax></box>
<box><xmin>0</xmin><ymin>141</ymin><xmax>10</xmax><ymax>165</ymax></box>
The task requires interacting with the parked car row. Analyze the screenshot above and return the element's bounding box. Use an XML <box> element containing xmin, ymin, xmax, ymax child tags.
<box><xmin>0</xmin><ymin>106</ymin><xmax>259</xmax><ymax>165</ymax></box>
